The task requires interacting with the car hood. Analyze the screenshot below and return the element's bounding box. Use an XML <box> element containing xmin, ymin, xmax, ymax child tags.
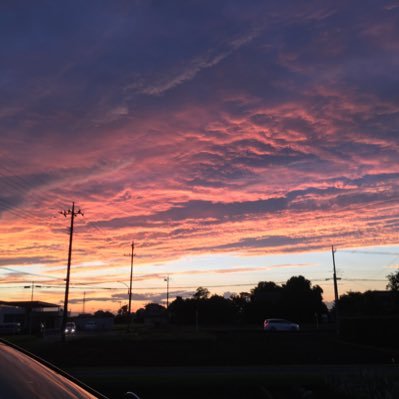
<box><xmin>0</xmin><ymin>342</ymin><xmax>100</xmax><ymax>399</ymax></box>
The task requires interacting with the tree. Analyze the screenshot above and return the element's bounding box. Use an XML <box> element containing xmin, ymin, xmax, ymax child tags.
<box><xmin>115</xmin><ymin>305</ymin><xmax>129</xmax><ymax>324</ymax></box>
<box><xmin>117</xmin><ymin>304</ymin><xmax>129</xmax><ymax>316</ymax></box>
<box><xmin>386</xmin><ymin>270</ymin><xmax>399</xmax><ymax>291</ymax></box>
<box><xmin>281</xmin><ymin>276</ymin><xmax>327</xmax><ymax>322</ymax></box>
<box><xmin>94</xmin><ymin>310</ymin><xmax>114</xmax><ymax>318</ymax></box>
<box><xmin>230</xmin><ymin>292</ymin><xmax>251</xmax><ymax>315</ymax></box>
<box><xmin>338</xmin><ymin>289</ymin><xmax>399</xmax><ymax>316</ymax></box>
<box><xmin>248</xmin><ymin>281</ymin><xmax>283</xmax><ymax>323</ymax></box>
<box><xmin>251</xmin><ymin>281</ymin><xmax>281</xmax><ymax>301</ymax></box>
<box><xmin>193</xmin><ymin>286</ymin><xmax>210</xmax><ymax>300</ymax></box>
<box><xmin>169</xmin><ymin>296</ymin><xmax>196</xmax><ymax>324</ymax></box>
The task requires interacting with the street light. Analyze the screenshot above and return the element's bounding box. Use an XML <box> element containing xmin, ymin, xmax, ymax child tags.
<box><xmin>118</xmin><ymin>281</ymin><xmax>130</xmax><ymax>295</ymax></box>
<box><xmin>164</xmin><ymin>276</ymin><xmax>170</xmax><ymax>309</ymax></box>
<box><xmin>24</xmin><ymin>282</ymin><xmax>42</xmax><ymax>302</ymax></box>
<box><xmin>23</xmin><ymin>282</ymin><xmax>42</xmax><ymax>335</ymax></box>
<box><xmin>117</xmin><ymin>281</ymin><xmax>130</xmax><ymax>306</ymax></box>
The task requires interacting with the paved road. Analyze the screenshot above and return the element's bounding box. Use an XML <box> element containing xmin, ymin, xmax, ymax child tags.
<box><xmin>68</xmin><ymin>364</ymin><xmax>399</xmax><ymax>379</ymax></box>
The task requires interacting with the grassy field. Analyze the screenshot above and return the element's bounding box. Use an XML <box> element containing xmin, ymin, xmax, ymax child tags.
<box><xmin>4</xmin><ymin>325</ymin><xmax>399</xmax><ymax>398</ymax></box>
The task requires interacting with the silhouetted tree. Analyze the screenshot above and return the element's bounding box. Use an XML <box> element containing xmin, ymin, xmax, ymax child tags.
<box><xmin>168</xmin><ymin>278</ymin><xmax>328</xmax><ymax>326</ymax></box>
<box><xmin>387</xmin><ymin>270</ymin><xmax>399</xmax><ymax>291</ymax></box>
<box><xmin>169</xmin><ymin>296</ymin><xmax>196</xmax><ymax>324</ymax></box>
<box><xmin>193</xmin><ymin>287</ymin><xmax>210</xmax><ymax>300</ymax></box>
<box><xmin>115</xmin><ymin>305</ymin><xmax>129</xmax><ymax>323</ymax></box>
<box><xmin>135</xmin><ymin>303</ymin><xmax>167</xmax><ymax>325</ymax></box>
<box><xmin>280</xmin><ymin>276</ymin><xmax>327</xmax><ymax>322</ymax></box>
<box><xmin>117</xmin><ymin>305</ymin><xmax>129</xmax><ymax>316</ymax></box>
<box><xmin>248</xmin><ymin>281</ymin><xmax>283</xmax><ymax>323</ymax></box>
<box><xmin>338</xmin><ymin>290</ymin><xmax>399</xmax><ymax>316</ymax></box>
<box><xmin>134</xmin><ymin>307</ymin><xmax>145</xmax><ymax>323</ymax></box>
<box><xmin>94</xmin><ymin>310</ymin><xmax>114</xmax><ymax>318</ymax></box>
<box><xmin>230</xmin><ymin>292</ymin><xmax>251</xmax><ymax>322</ymax></box>
<box><xmin>145</xmin><ymin>303</ymin><xmax>166</xmax><ymax>313</ymax></box>
<box><xmin>200</xmin><ymin>294</ymin><xmax>237</xmax><ymax>324</ymax></box>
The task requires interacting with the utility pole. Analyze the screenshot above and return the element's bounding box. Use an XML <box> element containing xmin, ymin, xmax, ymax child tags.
<box><xmin>164</xmin><ymin>276</ymin><xmax>170</xmax><ymax>309</ymax></box>
<box><xmin>332</xmin><ymin>245</ymin><xmax>340</xmax><ymax>334</ymax></box>
<box><xmin>60</xmin><ymin>202</ymin><xmax>83</xmax><ymax>342</ymax></box>
<box><xmin>127</xmin><ymin>241</ymin><xmax>135</xmax><ymax>332</ymax></box>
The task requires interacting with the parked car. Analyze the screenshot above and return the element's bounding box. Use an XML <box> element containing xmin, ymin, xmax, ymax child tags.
<box><xmin>0</xmin><ymin>338</ymin><xmax>141</xmax><ymax>398</ymax></box>
<box><xmin>263</xmin><ymin>318</ymin><xmax>300</xmax><ymax>331</ymax></box>
<box><xmin>65</xmin><ymin>321</ymin><xmax>76</xmax><ymax>334</ymax></box>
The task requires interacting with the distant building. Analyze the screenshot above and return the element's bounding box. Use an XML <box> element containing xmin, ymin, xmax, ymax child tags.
<box><xmin>74</xmin><ymin>315</ymin><xmax>114</xmax><ymax>331</ymax></box>
<box><xmin>0</xmin><ymin>301</ymin><xmax>62</xmax><ymax>333</ymax></box>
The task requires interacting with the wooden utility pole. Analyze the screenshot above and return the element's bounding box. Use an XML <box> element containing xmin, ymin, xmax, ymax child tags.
<box><xmin>332</xmin><ymin>245</ymin><xmax>340</xmax><ymax>334</ymax></box>
<box><xmin>127</xmin><ymin>241</ymin><xmax>135</xmax><ymax>332</ymax></box>
<box><xmin>60</xmin><ymin>202</ymin><xmax>83</xmax><ymax>342</ymax></box>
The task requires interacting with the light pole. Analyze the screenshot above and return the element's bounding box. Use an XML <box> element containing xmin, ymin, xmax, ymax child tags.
<box><xmin>24</xmin><ymin>282</ymin><xmax>42</xmax><ymax>334</ymax></box>
<box><xmin>118</xmin><ymin>280</ymin><xmax>130</xmax><ymax>293</ymax></box>
<box><xmin>24</xmin><ymin>281</ymin><xmax>42</xmax><ymax>302</ymax></box>
<box><xmin>164</xmin><ymin>276</ymin><xmax>170</xmax><ymax>309</ymax></box>
<box><xmin>117</xmin><ymin>281</ymin><xmax>129</xmax><ymax>312</ymax></box>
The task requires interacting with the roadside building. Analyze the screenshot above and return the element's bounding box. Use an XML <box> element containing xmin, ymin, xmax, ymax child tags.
<box><xmin>0</xmin><ymin>301</ymin><xmax>62</xmax><ymax>334</ymax></box>
<box><xmin>74</xmin><ymin>314</ymin><xmax>114</xmax><ymax>331</ymax></box>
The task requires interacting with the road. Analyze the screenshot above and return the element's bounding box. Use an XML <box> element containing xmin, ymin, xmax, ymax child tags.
<box><xmin>69</xmin><ymin>363</ymin><xmax>399</xmax><ymax>378</ymax></box>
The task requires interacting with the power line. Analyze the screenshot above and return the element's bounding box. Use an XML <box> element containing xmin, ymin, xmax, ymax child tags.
<box><xmin>0</xmin><ymin>198</ymin><xmax>39</xmax><ymax>223</ymax></box>
<box><xmin>339</xmin><ymin>249</ymin><xmax>399</xmax><ymax>256</ymax></box>
<box><xmin>0</xmin><ymin>163</ymin><xmax>64</xmax><ymax>208</ymax></box>
<box><xmin>0</xmin><ymin>266</ymin><xmax>63</xmax><ymax>281</ymax></box>
<box><xmin>0</xmin><ymin>277</ymin><xmax>387</xmax><ymax>293</ymax></box>
<box><xmin>0</xmin><ymin>285</ymin><xmax>114</xmax><ymax>290</ymax></box>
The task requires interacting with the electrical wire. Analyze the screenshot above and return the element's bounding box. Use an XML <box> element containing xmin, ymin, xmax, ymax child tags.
<box><xmin>338</xmin><ymin>249</ymin><xmax>399</xmax><ymax>256</ymax></box>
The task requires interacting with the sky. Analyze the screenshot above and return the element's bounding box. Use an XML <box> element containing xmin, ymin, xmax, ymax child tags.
<box><xmin>1</xmin><ymin>1</ymin><xmax>399</xmax><ymax>313</ymax></box>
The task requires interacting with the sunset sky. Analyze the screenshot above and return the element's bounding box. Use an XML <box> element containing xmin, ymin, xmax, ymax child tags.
<box><xmin>1</xmin><ymin>1</ymin><xmax>399</xmax><ymax>313</ymax></box>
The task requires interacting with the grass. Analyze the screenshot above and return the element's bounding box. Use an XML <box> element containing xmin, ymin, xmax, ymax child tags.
<box><xmin>4</xmin><ymin>326</ymin><xmax>399</xmax><ymax>398</ymax></box>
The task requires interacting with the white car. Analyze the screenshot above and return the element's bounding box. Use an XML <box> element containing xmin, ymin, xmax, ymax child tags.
<box><xmin>263</xmin><ymin>318</ymin><xmax>300</xmax><ymax>331</ymax></box>
<box><xmin>65</xmin><ymin>322</ymin><xmax>76</xmax><ymax>334</ymax></box>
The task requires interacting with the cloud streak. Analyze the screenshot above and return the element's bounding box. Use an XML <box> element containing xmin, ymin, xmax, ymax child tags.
<box><xmin>1</xmin><ymin>1</ymin><xmax>399</xmax><ymax>308</ymax></box>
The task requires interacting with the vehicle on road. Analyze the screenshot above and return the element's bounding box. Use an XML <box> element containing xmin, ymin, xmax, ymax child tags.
<box><xmin>65</xmin><ymin>321</ymin><xmax>76</xmax><ymax>334</ymax></box>
<box><xmin>0</xmin><ymin>339</ymin><xmax>141</xmax><ymax>398</ymax></box>
<box><xmin>263</xmin><ymin>318</ymin><xmax>300</xmax><ymax>331</ymax></box>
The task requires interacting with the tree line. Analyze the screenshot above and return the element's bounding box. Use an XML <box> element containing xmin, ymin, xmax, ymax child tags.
<box><xmin>110</xmin><ymin>270</ymin><xmax>399</xmax><ymax>325</ymax></box>
<box><xmin>114</xmin><ymin>275</ymin><xmax>328</xmax><ymax>325</ymax></box>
